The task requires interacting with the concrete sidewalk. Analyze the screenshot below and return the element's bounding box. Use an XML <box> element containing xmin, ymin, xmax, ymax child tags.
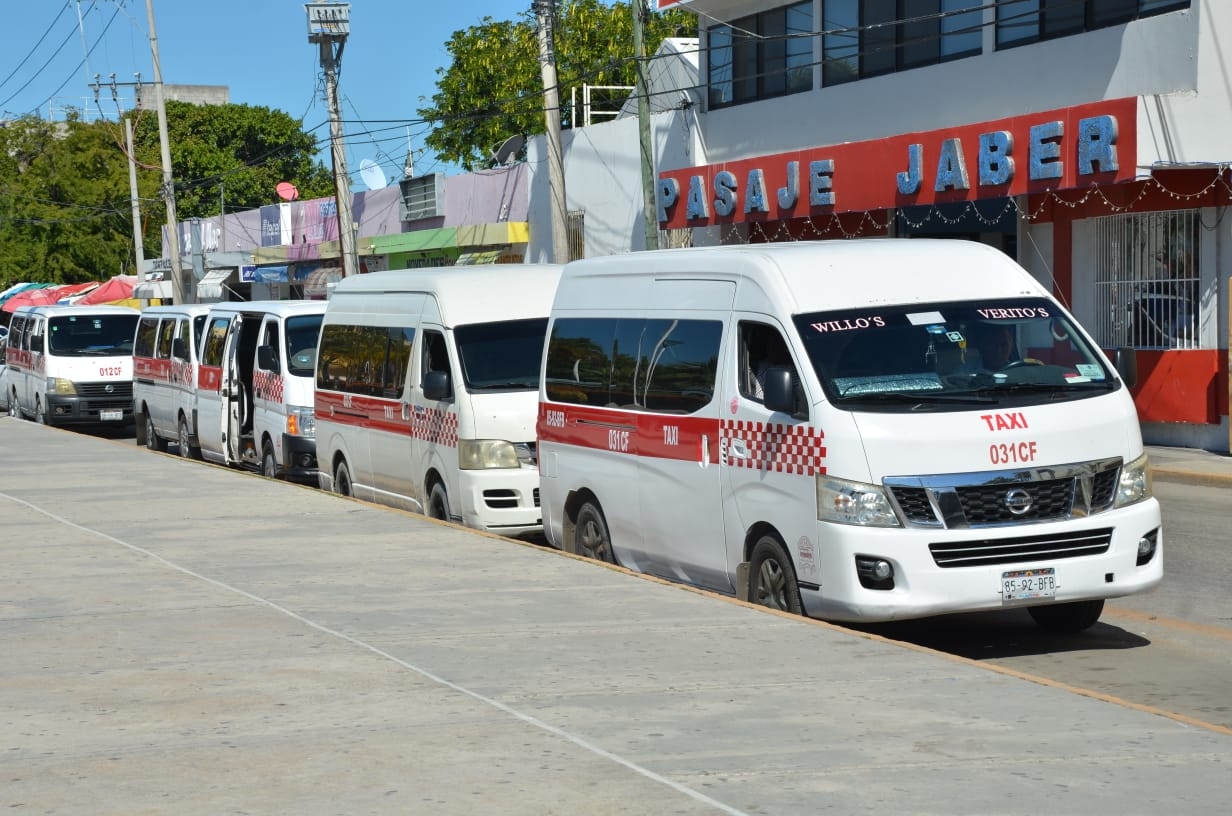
<box><xmin>1</xmin><ymin>421</ymin><xmax>1229</xmax><ymax>815</ymax></box>
<box><xmin>1148</xmin><ymin>443</ymin><xmax>1232</xmax><ymax>487</ymax></box>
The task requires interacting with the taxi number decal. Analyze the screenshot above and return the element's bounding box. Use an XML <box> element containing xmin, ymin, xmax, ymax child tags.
<box><xmin>99</xmin><ymin>366</ymin><xmax>123</xmax><ymax>377</ymax></box>
<box><xmin>608</xmin><ymin>429</ymin><xmax>630</xmax><ymax>452</ymax></box>
<box><xmin>990</xmin><ymin>441</ymin><xmax>1038</xmax><ymax>465</ymax></box>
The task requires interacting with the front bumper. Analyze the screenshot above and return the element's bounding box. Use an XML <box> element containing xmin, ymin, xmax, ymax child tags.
<box><xmin>280</xmin><ymin>433</ymin><xmax>319</xmax><ymax>484</ymax></box>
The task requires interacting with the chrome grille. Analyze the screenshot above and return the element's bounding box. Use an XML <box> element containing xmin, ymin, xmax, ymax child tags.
<box><xmin>929</xmin><ymin>528</ymin><xmax>1113</xmax><ymax>568</ymax></box>
<box><xmin>885</xmin><ymin>457</ymin><xmax>1123</xmax><ymax>529</ymax></box>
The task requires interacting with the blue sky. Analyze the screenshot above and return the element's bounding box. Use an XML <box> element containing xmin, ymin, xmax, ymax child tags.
<box><xmin>1</xmin><ymin>0</ymin><xmax>535</xmax><ymax>187</ymax></box>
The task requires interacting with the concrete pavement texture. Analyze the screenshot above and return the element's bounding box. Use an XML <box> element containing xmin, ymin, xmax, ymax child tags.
<box><xmin>1</xmin><ymin>420</ymin><xmax>1229</xmax><ymax>815</ymax></box>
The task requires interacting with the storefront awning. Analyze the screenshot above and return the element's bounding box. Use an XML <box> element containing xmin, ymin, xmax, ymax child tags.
<box><xmin>197</xmin><ymin>268</ymin><xmax>234</xmax><ymax>300</ymax></box>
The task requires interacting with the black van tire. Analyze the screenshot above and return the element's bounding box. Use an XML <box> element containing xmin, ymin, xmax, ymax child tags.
<box><xmin>178</xmin><ymin>416</ymin><xmax>201</xmax><ymax>460</ymax></box>
<box><xmin>144</xmin><ymin>411</ymin><xmax>167</xmax><ymax>452</ymax></box>
<box><xmin>334</xmin><ymin>460</ymin><xmax>353</xmax><ymax>497</ymax></box>
<box><xmin>1027</xmin><ymin>599</ymin><xmax>1104</xmax><ymax>633</ymax></box>
<box><xmin>428</xmin><ymin>482</ymin><xmax>450</xmax><ymax>522</ymax></box>
<box><xmin>261</xmin><ymin>440</ymin><xmax>279</xmax><ymax>479</ymax></box>
<box><xmin>749</xmin><ymin>534</ymin><xmax>803</xmax><ymax>615</ymax></box>
<box><xmin>34</xmin><ymin>396</ymin><xmax>47</xmax><ymax>425</ymax></box>
<box><xmin>574</xmin><ymin>501</ymin><xmax>616</xmax><ymax>564</ymax></box>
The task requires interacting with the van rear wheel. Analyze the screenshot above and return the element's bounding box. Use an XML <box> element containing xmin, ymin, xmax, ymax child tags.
<box><xmin>574</xmin><ymin>501</ymin><xmax>616</xmax><ymax>564</ymax></box>
<box><xmin>1027</xmin><ymin>599</ymin><xmax>1104</xmax><ymax>633</ymax></box>
<box><xmin>334</xmin><ymin>461</ymin><xmax>353</xmax><ymax>497</ymax></box>
<box><xmin>749</xmin><ymin>534</ymin><xmax>803</xmax><ymax>615</ymax></box>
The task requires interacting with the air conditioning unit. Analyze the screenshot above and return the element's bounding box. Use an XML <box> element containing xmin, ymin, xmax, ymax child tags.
<box><xmin>399</xmin><ymin>173</ymin><xmax>445</xmax><ymax>221</ymax></box>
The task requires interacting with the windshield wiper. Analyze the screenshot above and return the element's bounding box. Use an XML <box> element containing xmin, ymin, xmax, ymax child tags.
<box><xmin>974</xmin><ymin>381</ymin><xmax>1115</xmax><ymax>397</ymax></box>
<box><xmin>470</xmin><ymin>380</ymin><xmax>538</xmax><ymax>390</ymax></box>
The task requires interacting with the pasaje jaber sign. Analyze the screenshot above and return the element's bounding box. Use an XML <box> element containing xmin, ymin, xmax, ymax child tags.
<box><xmin>657</xmin><ymin>97</ymin><xmax>1138</xmax><ymax>229</ymax></box>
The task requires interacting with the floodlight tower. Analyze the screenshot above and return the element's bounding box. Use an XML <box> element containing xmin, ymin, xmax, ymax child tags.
<box><xmin>307</xmin><ymin>2</ymin><xmax>359</xmax><ymax>278</ymax></box>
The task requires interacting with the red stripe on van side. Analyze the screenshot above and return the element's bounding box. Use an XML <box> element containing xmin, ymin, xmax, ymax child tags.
<box><xmin>315</xmin><ymin>390</ymin><xmax>459</xmax><ymax>447</ymax></box>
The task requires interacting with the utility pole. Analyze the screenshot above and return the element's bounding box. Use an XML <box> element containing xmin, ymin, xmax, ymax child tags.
<box><xmin>632</xmin><ymin>0</ymin><xmax>659</xmax><ymax>251</ymax></box>
<box><xmin>125</xmin><ymin>116</ymin><xmax>146</xmax><ymax>288</ymax></box>
<box><xmin>534</xmin><ymin>0</ymin><xmax>570</xmax><ymax>264</ymax></box>
<box><xmin>307</xmin><ymin>2</ymin><xmax>359</xmax><ymax>278</ymax></box>
<box><xmin>145</xmin><ymin>0</ymin><xmax>188</xmax><ymax>303</ymax></box>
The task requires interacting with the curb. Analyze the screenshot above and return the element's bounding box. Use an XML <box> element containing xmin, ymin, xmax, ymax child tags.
<box><xmin>1150</xmin><ymin>466</ymin><xmax>1232</xmax><ymax>488</ymax></box>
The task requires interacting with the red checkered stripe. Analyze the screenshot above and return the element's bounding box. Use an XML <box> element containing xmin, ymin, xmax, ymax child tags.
<box><xmin>253</xmin><ymin>370</ymin><xmax>285</xmax><ymax>404</ymax></box>
<box><xmin>411</xmin><ymin>405</ymin><xmax>459</xmax><ymax>447</ymax></box>
<box><xmin>720</xmin><ymin>419</ymin><xmax>827</xmax><ymax>476</ymax></box>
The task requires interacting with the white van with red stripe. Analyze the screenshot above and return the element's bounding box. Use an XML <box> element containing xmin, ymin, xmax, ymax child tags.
<box><xmin>132</xmin><ymin>304</ymin><xmax>211</xmax><ymax>457</ymax></box>
<box><xmin>537</xmin><ymin>240</ymin><xmax>1162</xmax><ymax>632</ymax></box>
<box><xmin>194</xmin><ymin>300</ymin><xmax>326</xmax><ymax>482</ymax></box>
<box><xmin>4</xmin><ymin>304</ymin><xmax>138</xmax><ymax>427</ymax></box>
<box><xmin>314</xmin><ymin>264</ymin><xmax>563</xmax><ymax>537</ymax></box>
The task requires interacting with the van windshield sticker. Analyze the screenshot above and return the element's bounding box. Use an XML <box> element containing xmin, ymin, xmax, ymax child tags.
<box><xmin>808</xmin><ymin>316</ymin><xmax>885</xmax><ymax>332</ymax></box>
<box><xmin>906</xmin><ymin>311</ymin><xmax>945</xmax><ymax>325</ymax></box>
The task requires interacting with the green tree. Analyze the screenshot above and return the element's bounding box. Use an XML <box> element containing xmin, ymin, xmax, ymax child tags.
<box><xmin>0</xmin><ymin>103</ymin><xmax>332</xmax><ymax>289</ymax></box>
<box><xmin>419</xmin><ymin>0</ymin><xmax>697</xmax><ymax>171</ymax></box>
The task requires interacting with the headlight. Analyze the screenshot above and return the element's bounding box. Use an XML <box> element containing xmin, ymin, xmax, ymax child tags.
<box><xmin>817</xmin><ymin>475</ymin><xmax>901</xmax><ymax>527</ymax></box>
<box><xmin>47</xmin><ymin>377</ymin><xmax>77</xmax><ymax>395</ymax></box>
<box><xmin>1114</xmin><ymin>452</ymin><xmax>1152</xmax><ymax>508</ymax></box>
<box><xmin>286</xmin><ymin>405</ymin><xmax>315</xmax><ymax>438</ymax></box>
<box><xmin>458</xmin><ymin>439</ymin><xmax>520</xmax><ymax>470</ymax></box>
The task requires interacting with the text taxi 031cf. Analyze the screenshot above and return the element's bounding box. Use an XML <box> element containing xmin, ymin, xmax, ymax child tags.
<box><xmin>314</xmin><ymin>264</ymin><xmax>563</xmax><ymax>537</ymax></box>
<box><xmin>536</xmin><ymin>240</ymin><xmax>1161</xmax><ymax>632</ymax></box>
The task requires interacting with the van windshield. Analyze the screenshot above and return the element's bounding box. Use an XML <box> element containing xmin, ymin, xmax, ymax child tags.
<box><xmin>454</xmin><ymin>318</ymin><xmax>549</xmax><ymax>390</ymax></box>
<box><xmin>792</xmin><ymin>298</ymin><xmax>1118</xmax><ymax>411</ymax></box>
<box><xmin>48</xmin><ymin>314</ymin><xmax>137</xmax><ymax>356</ymax></box>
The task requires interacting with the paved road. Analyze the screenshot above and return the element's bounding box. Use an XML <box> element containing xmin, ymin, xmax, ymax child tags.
<box><xmin>2</xmin><ymin>420</ymin><xmax>1230</xmax><ymax>815</ymax></box>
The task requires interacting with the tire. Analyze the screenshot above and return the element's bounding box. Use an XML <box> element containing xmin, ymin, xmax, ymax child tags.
<box><xmin>428</xmin><ymin>482</ymin><xmax>450</xmax><ymax>522</ymax></box>
<box><xmin>261</xmin><ymin>440</ymin><xmax>279</xmax><ymax>479</ymax></box>
<box><xmin>34</xmin><ymin>396</ymin><xmax>47</xmax><ymax>425</ymax></box>
<box><xmin>334</xmin><ymin>460</ymin><xmax>353</xmax><ymax>497</ymax></box>
<box><xmin>144</xmin><ymin>411</ymin><xmax>167</xmax><ymax>452</ymax></box>
<box><xmin>1027</xmin><ymin>599</ymin><xmax>1104</xmax><ymax>633</ymax></box>
<box><xmin>178</xmin><ymin>415</ymin><xmax>201</xmax><ymax>460</ymax></box>
<box><xmin>749</xmin><ymin>534</ymin><xmax>803</xmax><ymax>615</ymax></box>
<box><xmin>574</xmin><ymin>501</ymin><xmax>616</xmax><ymax>564</ymax></box>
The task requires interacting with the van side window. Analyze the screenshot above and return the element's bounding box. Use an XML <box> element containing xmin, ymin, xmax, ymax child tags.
<box><xmin>27</xmin><ymin>318</ymin><xmax>44</xmax><ymax>351</ymax></box>
<box><xmin>134</xmin><ymin>317</ymin><xmax>158</xmax><ymax>358</ymax></box>
<box><xmin>9</xmin><ymin>316</ymin><xmax>26</xmax><ymax>350</ymax></box>
<box><xmin>422</xmin><ymin>331</ymin><xmax>449</xmax><ymax>379</ymax></box>
<box><xmin>257</xmin><ymin>321</ymin><xmax>279</xmax><ymax>371</ymax></box>
<box><xmin>738</xmin><ymin>322</ymin><xmax>797</xmax><ymax>402</ymax></box>
<box><xmin>172</xmin><ymin>318</ymin><xmax>191</xmax><ymax>360</ymax></box>
<box><xmin>202</xmin><ymin>317</ymin><xmax>229</xmax><ymax>367</ymax></box>
<box><xmin>155</xmin><ymin>318</ymin><xmax>175</xmax><ymax>359</ymax></box>
<box><xmin>545</xmin><ymin>317</ymin><xmax>721</xmax><ymax>414</ymax></box>
<box><xmin>192</xmin><ymin>315</ymin><xmax>208</xmax><ymax>358</ymax></box>
<box><xmin>317</xmin><ymin>323</ymin><xmax>414</xmax><ymax>396</ymax></box>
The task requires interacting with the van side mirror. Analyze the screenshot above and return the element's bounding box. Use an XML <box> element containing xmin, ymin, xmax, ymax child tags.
<box><xmin>257</xmin><ymin>344</ymin><xmax>279</xmax><ymax>374</ymax></box>
<box><xmin>762</xmin><ymin>366</ymin><xmax>798</xmax><ymax>415</ymax></box>
<box><xmin>422</xmin><ymin>370</ymin><xmax>452</xmax><ymax>401</ymax></box>
<box><xmin>1114</xmin><ymin>347</ymin><xmax>1137</xmax><ymax>389</ymax></box>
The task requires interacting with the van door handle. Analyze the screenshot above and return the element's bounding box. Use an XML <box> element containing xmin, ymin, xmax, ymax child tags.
<box><xmin>729</xmin><ymin>439</ymin><xmax>749</xmax><ymax>459</ymax></box>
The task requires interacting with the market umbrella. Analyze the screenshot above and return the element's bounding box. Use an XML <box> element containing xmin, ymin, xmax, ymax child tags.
<box><xmin>2</xmin><ymin>285</ymin><xmax>64</xmax><ymax>314</ymax></box>
<box><xmin>76</xmin><ymin>275</ymin><xmax>138</xmax><ymax>306</ymax></box>
<box><xmin>0</xmin><ymin>282</ymin><xmax>53</xmax><ymax>307</ymax></box>
<box><xmin>51</xmin><ymin>281</ymin><xmax>101</xmax><ymax>304</ymax></box>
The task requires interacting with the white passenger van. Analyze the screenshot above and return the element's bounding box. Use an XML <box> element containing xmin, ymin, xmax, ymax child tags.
<box><xmin>195</xmin><ymin>300</ymin><xmax>326</xmax><ymax>482</ymax></box>
<box><xmin>4</xmin><ymin>304</ymin><xmax>138</xmax><ymax>426</ymax></box>
<box><xmin>132</xmin><ymin>304</ymin><xmax>211</xmax><ymax>457</ymax></box>
<box><xmin>537</xmin><ymin>241</ymin><xmax>1162</xmax><ymax>632</ymax></box>
<box><xmin>315</xmin><ymin>264</ymin><xmax>563</xmax><ymax>537</ymax></box>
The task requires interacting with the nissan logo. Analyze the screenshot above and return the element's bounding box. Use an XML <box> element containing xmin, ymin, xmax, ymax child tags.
<box><xmin>104</xmin><ymin>384</ymin><xmax>115</xmax><ymax>394</ymax></box>
<box><xmin>1004</xmin><ymin>487</ymin><xmax>1033</xmax><ymax>515</ymax></box>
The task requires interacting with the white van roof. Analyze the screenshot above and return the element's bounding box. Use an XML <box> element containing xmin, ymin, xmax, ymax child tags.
<box><xmin>138</xmin><ymin>303</ymin><xmax>212</xmax><ymax>318</ymax></box>
<box><xmin>328</xmin><ymin>265</ymin><xmax>564</xmax><ymax>325</ymax></box>
<box><xmin>554</xmin><ymin>239</ymin><xmax>1048</xmax><ymax>314</ymax></box>
<box><xmin>203</xmin><ymin>299</ymin><xmax>327</xmax><ymax>318</ymax></box>
<box><xmin>12</xmin><ymin>304</ymin><xmax>140</xmax><ymax>318</ymax></box>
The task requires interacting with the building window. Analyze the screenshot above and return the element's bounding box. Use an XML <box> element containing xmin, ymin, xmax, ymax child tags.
<box><xmin>821</xmin><ymin>0</ymin><xmax>983</xmax><ymax>86</ymax></box>
<box><xmin>997</xmin><ymin>1</ymin><xmax>1191</xmax><ymax>50</ymax></box>
<box><xmin>1091</xmin><ymin>210</ymin><xmax>1200</xmax><ymax>350</ymax></box>
<box><xmin>709</xmin><ymin>2</ymin><xmax>813</xmax><ymax>109</ymax></box>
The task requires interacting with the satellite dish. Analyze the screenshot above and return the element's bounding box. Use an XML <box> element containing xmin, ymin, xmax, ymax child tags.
<box><xmin>492</xmin><ymin>134</ymin><xmax>525</xmax><ymax>167</ymax></box>
<box><xmin>275</xmin><ymin>181</ymin><xmax>299</xmax><ymax>201</ymax></box>
<box><xmin>359</xmin><ymin>158</ymin><xmax>388</xmax><ymax>190</ymax></box>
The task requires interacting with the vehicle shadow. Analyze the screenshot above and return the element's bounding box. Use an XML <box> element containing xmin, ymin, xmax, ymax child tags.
<box><xmin>845</xmin><ymin>607</ymin><xmax>1151</xmax><ymax>660</ymax></box>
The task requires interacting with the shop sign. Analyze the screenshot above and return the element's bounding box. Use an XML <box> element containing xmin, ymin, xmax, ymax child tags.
<box><xmin>657</xmin><ymin>98</ymin><xmax>1137</xmax><ymax>229</ymax></box>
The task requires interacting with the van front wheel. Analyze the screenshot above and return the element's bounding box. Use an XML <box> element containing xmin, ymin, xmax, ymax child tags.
<box><xmin>428</xmin><ymin>483</ymin><xmax>450</xmax><ymax>523</ymax></box>
<box><xmin>144</xmin><ymin>411</ymin><xmax>167</xmax><ymax>452</ymax></box>
<box><xmin>261</xmin><ymin>441</ymin><xmax>279</xmax><ymax>479</ymax></box>
<box><xmin>178</xmin><ymin>416</ymin><xmax>202</xmax><ymax>460</ymax></box>
<box><xmin>1027</xmin><ymin>599</ymin><xmax>1104</xmax><ymax>633</ymax></box>
<box><xmin>574</xmin><ymin>501</ymin><xmax>616</xmax><ymax>564</ymax></box>
<box><xmin>749</xmin><ymin>534</ymin><xmax>803</xmax><ymax>615</ymax></box>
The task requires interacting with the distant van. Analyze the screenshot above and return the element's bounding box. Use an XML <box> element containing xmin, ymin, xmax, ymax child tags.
<box><xmin>537</xmin><ymin>241</ymin><xmax>1162</xmax><ymax>632</ymax></box>
<box><xmin>4</xmin><ymin>304</ymin><xmax>138</xmax><ymax>426</ymax></box>
<box><xmin>194</xmin><ymin>300</ymin><xmax>326</xmax><ymax>482</ymax></box>
<box><xmin>314</xmin><ymin>264</ymin><xmax>563</xmax><ymax>537</ymax></box>
<box><xmin>132</xmin><ymin>304</ymin><xmax>211</xmax><ymax>457</ymax></box>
